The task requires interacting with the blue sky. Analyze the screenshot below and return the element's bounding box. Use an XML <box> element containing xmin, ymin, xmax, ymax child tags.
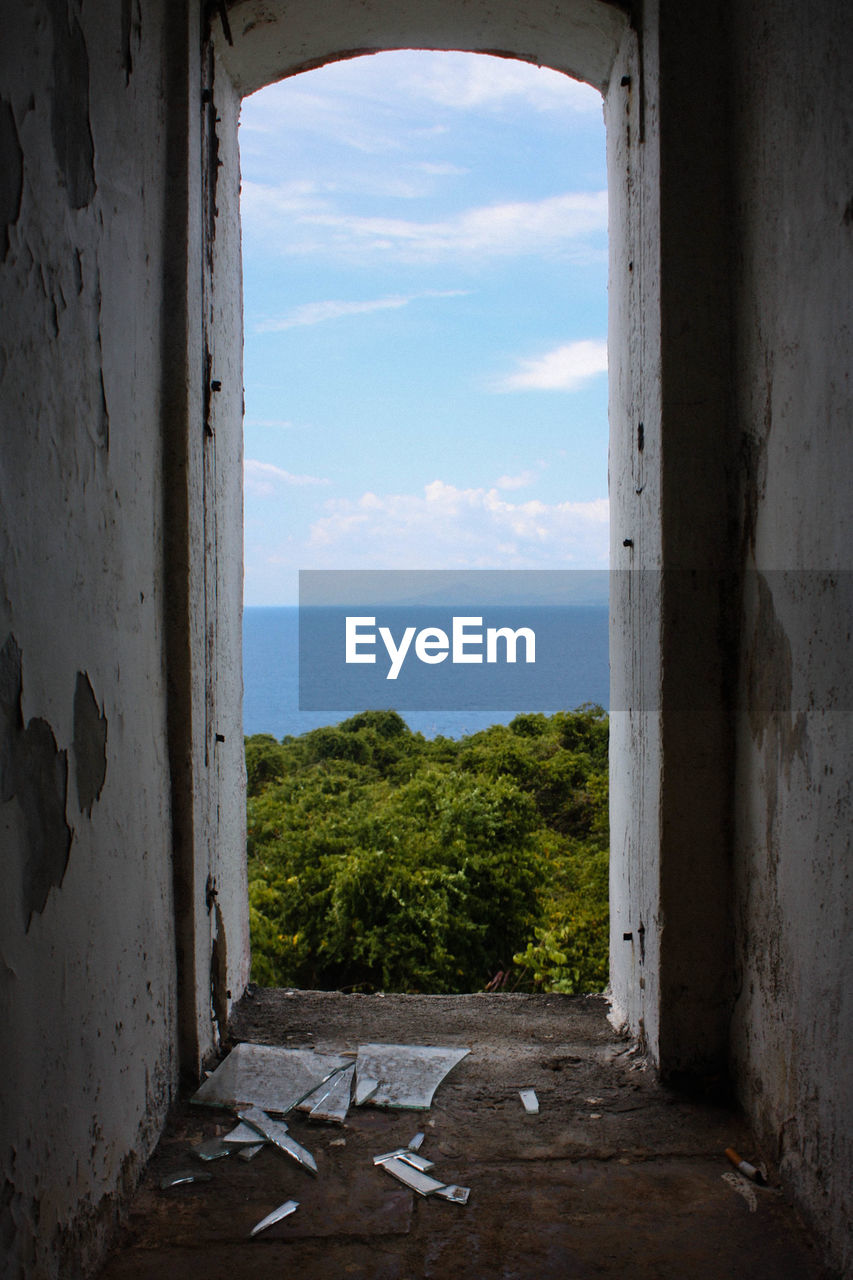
<box><xmin>240</xmin><ymin>51</ymin><xmax>608</xmax><ymax>605</ymax></box>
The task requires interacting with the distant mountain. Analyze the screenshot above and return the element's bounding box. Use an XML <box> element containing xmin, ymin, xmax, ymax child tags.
<box><xmin>298</xmin><ymin>568</ymin><xmax>610</xmax><ymax>609</ymax></box>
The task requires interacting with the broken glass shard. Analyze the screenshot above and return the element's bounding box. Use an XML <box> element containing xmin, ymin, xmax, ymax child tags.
<box><xmin>434</xmin><ymin>1184</ymin><xmax>471</xmax><ymax>1205</ymax></box>
<box><xmin>398</xmin><ymin>1150</ymin><xmax>435</xmax><ymax>1173</ymax></box>
<box><xmin>239</xmin><ymin>1107</ymin><xmax>318</xmax><ymax>1175</ymax></box>
<box><xmin>297</xmin><ymin>1086</ymin><xmax>323</xmax><ymax>1112</ymax></box>
<box><xmin>191</xmin><ymin>1043</ymin><xmax>349</xmax><ymax>1114</ymax></box>
<box><xmin>307</xmin><ymin>1062</ymin><xmax>354</xmax><ymax>1124</ymax></box>
<box><xmin>355</xmin><ymin>1044</ymin><xmax>470</xmax><ymax>1110</ymax></box>
<box><xmin>215</xmin><ymin>1122</ymin><xmax>265</xmax><ymax>1160</ymax></box>
<box><xmin>354</xmin><ymin>1075</ymin><xmax>380</xmax><ymax>1106</ymax></box>
<box><xmin>237</xmin><ymin>1143</ymin><xmax>265</xmax><ymax>1161</ymax></box>
<box><xmin>276</xmin><ymin>1131</ymin><xmax>317</xmax><ymax>1174</ymax></box>
<box><xmin>519</xmin><ymin>1088</ymin><xmax>539</xmax><ymax>1114</ymax></box>
<box><xmin>196</xmin><ymin>1138</ymin><xmax>233</xmax><ymax>1161</ymax></box>
<box><xmin>222</xmin><ymin>1120</ymin><xmax>268</xmax><ymax>1146</ymax></box>
<box><xmin>249</xmin><ymin>1198</ymin><xmax>299</xmax><ymax>1237</ymax></box>
<box><xmin>373</xmin><ymin>1148</ymin><xmax>435</xmax><ymax>1172</ymax></box>
<box><xmin>160</xmin><ymin>1170</ymin><xmax>213</xmax><ymax>1189</ymax></box>
<box><xmin>378</xmin><ymin>1156</ymin><xmax>446</xmax><ymax>1197</ymax></box>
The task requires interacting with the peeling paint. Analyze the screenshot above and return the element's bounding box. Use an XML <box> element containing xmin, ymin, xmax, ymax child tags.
<box><xmin>92</xmin><ymin>269</ymin><xmax>111</xmax><ymax>450</ymax></box>
<box><xmin>120</xmin><ymin>0</ymin><xmax>142</xmax><ymax>84</ymax></box>
<box><xmin>73</xmin><ymin>672</ymin><xmax>107</xmax><ymax>816</ymax></box>
<box><xmin>747</xmin><ymin>574</ymin><xmax>793</xmax><ymax>749</ymax></box>
<box><xmin>210</xmin><ymin>901</ymin><xmax>229</xmax><ymax>1039</ymax></box>
<box><xmin>0</xmin><ymin>100</ymin><xmax>23</xmax><ymax>261</ymax></box>
<box><xmin>47</xmin><ymin>0</ymin><xmax>97</xmax><ymax>209</ymax></box>
<box><xmin>0</xmin><ymin>635</ymin><xmax>72</xmax><ymax>928</ymax></box>
<box><xmin>746</xmin><ymin>575</ymin><xmax>810</xmax><ymax>775</ymax></box>
<box><xmin>1</xmin><ymin>1177</ymin><xmax>15</xmax><ymax>1256</ymax></box>
<box><xmin>96</xmin><ymin>365</ymin><xmax>110</xmax><ymax>450</ymax></box>
<box><xmin>739</xmin><ymin>355</ymin><xmax>773</xmax><ymax>559</ymax></box>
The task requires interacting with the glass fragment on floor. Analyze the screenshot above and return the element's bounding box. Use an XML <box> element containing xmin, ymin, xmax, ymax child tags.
<box><xmin>373</xmin><ymin>1147</ymin><xmax>435</xmax><ymax>1172</ymax></box>
<box><xmin>354</xmin><ymin>1044</ymin><xmax>470</xmax><ymax>1110</ymax></box>
<box><xmin>303</xmin><ymin>1062</ymin><xmax>355</xmax><ymax>1124</ymax></box>
<box><xmin>249</xmin><ymin>1199</ymin><xmax>299</xmax><ymax>1237</ymax></box>
<box><xmin>434</xmin><ymin>1183</ymin><xmax>471</xmax><ymax>1204</ymax></box>
<box><xmin>195</xmin><ymin>1137</ymin><xmax>233</xmax><ymax>1161</ymax></box>
<box><xmin>190</xmin><ymin>1043</ymin><xmax>349</xmax><ymax>1115</ymax></box>
<box><xmin>239</xmin><ymin>1106</ymin><xmax>318</xmax><ymax>1174</ymax></box>
<box><xmin>222</xmin><ymin>1119</ymin><xmax>269</xmax><ymax>1146</ymax></box>
<box><xmin>354</xmin><ymin>1074</ymin><xmax>379</xmax><ymax>1106</ymax></box>
<box><xmin>160</xmin><ymin>1170</ymin><xmax>213</xmax><ymax>1189</ymax></box>
<box><xmin>237</xmin><ymin>1143</ymin><xmax>265</xmax><ymax>1161</ymax></box>
<box><xmin>377</xmin><ymin>1155</ymin><xmax>447</xmax><ymax>1196</ymax></box>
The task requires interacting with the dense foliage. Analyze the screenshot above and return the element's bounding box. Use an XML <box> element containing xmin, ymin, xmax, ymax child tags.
<box><xmin>246</xmin><ymin>707</ymin><xmax>609</xmax><ymax>994</ymax></box>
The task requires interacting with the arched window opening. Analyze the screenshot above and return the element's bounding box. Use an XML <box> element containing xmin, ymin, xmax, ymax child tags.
<box><xmin>238</xmin><ymin>51</ymin><xmax>611</xmax><ymax>998</ymax></box>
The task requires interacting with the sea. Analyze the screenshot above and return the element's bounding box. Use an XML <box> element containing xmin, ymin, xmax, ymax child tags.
<box><xmin>243</xmin><ymin>605</ymin><xmax>610</xmax><ymax>740</ymax></box>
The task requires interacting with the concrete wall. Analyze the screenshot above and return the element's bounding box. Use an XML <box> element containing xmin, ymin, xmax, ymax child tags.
<box><xmin>191</xmin><ymin>36</ymin><xmax>252</xmax><ymax>1065</ymax></box>
<box><xmin>608</xmin><ymin>0</ymin><xmax>853</xmax><ymax>1265</ymax></box>
<box><xmin>0</xmin><ymin>3</ymin><xmax>248</xmax><ymax>1275</ymax></box>
<box><xmin>219</xmin><ymin>0</ymin><xmax>627</xmax><ymax>96</ymax></box>
<box><xmin>166</xmin><ymin>16</ymin><xmax>250</xmax><ymax>1089</ymax></box>
<box><xmin>728</xmin><ymin>0</ymin><xmax>853</xmax><ymax>1267</ymax></box>
<box><xmin>0</xmin><ymin>3</ymin><xmax>178</xmax><ymax>1274</ymax></box>
<box><xmin>606</xmin><ymin>8</ymin><xmax>665</xmax><ymax>1063</ymax></box>
<box><xmin>607</xmin><ymin>0</ymin><xmax>736</xmax><ymax>1083</ymax></box>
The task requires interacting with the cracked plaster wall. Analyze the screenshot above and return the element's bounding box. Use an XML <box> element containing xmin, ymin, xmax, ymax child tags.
<box><xmin>607</xmin><ymin>0</ymin><xmax>736</xmax><ymax>1084</ymax></box>
<box><xmin>611</xmin><ymin>1</ymin><xmax>852</xmax><ymax>1267</ymax></box>
<box><xmin>0</xmin><ymin>2</ymin><xmax>251</xmax><ymax>1273</ymax></box>
<box><xmin>182</xmin><ymin>35</ymin><xmax>251</xmax><ymax>1070</ymax></box>
<box><xmin>605</xmin><ymin>7</ymin><xmax>664</xmax><ymax>1067</ymax></box>
<box><xmin>0</xmin><ymin>3</ymin><xmax>179</xmax><ymax>1275</ymax></box>
<box><xmin>728</xmin><ymin>0</ymin><xmax>853</xmax><ymax>1268</ymax></box>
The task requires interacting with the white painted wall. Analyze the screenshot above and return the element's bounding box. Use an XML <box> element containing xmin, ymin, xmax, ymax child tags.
<box><xmin>0</xmin><ymin>2</ymin><xmax>250</xmax><ymax>1273</ymax></box>
<box><xmin>0</xmin><ymin>3</ymin><xmax>179</xmax><ymax>1273</ymax></box>
<box><xmin>610</xmin><ymin>0</ymin><xmax>852</xmax><ymax>1266</ymax></box>
<box><xmin>193</xmin><ymin>43</ymin><xmax>252</xmax><ymax>1059</ymax></box>
<box><xmin>605</xmin><ymin>13</ymin><xmax>664</xmax><ymax>1061</ymax></box>
<box><xmin>219</xmin><ymin>0</ymin><xmax>627</xmax><ymax>96</ymax></box>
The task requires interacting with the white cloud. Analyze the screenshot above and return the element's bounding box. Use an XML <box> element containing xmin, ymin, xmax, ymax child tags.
<box><xmin>244</xmin><ymin>459</ymin><xmax>330</xmax><ymax>496</ymax></box>
<box><xmin>256</xmin><ymin>290</ymin><xmax>468</xmax><ymax>332</ymax></box>
<box><xmin>241</xmin><ymin>53</ymin><xmax>600</xmax><ymax>152</ymax></box>
<box><xmin>496</xmin><ymin>339</ymin><xmax>608</xmax><ymax>391</ymax></box>
<box><xmin>243</xmin><ymin>417</ymin><xmax>298</xmax><ymax>430</ymax></box>
<box><xmin>416</xmin><ymin>161</ymin><xmax>467</xmax><ymax>177</ymax></box>
<box><xmin>302</xmin><ymin>479</ymin><xmax>608</xmax><ymax>570</ymax></box>
<box><xmin>494</xmin><ymin>468</ymin><xmax>539</xmax><ymax>490</ymax></box>
<box><xmin>241</xmin><ymin>82</ymin><xmax>405</xmax><ymax>157</ymax></box>
<box><xmin>241</xmin><ymin>188</ymin><xmax>608</xmax><ymax>262</ymax></box>
<box><xmin>406</xmin><ymin>52</ymin><xmax>602</xmax><ymax>114</ymax></box>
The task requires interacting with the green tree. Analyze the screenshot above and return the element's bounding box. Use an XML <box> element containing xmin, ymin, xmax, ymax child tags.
<box><xmin>245</xmin><ymin>706</ymin><xmax>609</xmax><ymax>994</ymax></box>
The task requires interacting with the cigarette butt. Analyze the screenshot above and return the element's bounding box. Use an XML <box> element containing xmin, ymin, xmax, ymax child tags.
<box><xmin>725</xmin><ymin>1147</ymin><xmax>767</xmax><ymax>1185</ymax></box>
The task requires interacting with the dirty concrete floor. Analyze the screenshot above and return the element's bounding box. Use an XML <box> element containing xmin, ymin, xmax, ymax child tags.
<box><xmin>98</xmin><ymin>991</ymin><xmax>834</xmax><ymax>1279</ymax></box>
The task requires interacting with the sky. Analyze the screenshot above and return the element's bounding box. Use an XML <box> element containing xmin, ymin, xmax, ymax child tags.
<box><xmin>240</xmin><ymin>51</ymin><xmax>609</xmax><ymax>606</ymax></box>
